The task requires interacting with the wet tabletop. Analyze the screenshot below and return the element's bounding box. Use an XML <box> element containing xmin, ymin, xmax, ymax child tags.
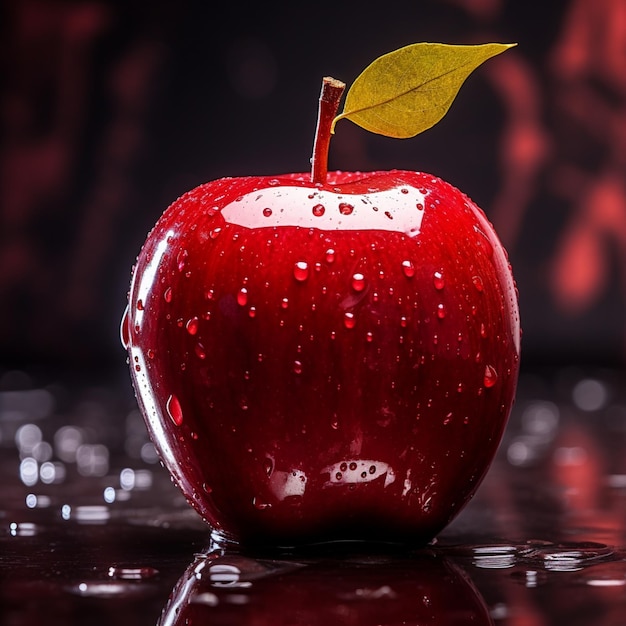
<box><xmin>1</xmin><ymin>366</ymin><xmax>626</xmax><ymax>625</ymax></box>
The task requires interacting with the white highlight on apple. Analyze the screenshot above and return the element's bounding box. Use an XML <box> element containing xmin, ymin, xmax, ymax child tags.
<box><xmin>133</xmin><ymin>229</ymin><xmax>174</xmax><ymax>331</ymax></box>
<box><xmin>269</xmin><ymin>469</ymin><xmax>308</xmax><ymax>501</ymax></box>
<box><xmin>222</xmin><ymin>186</ymin><xmax>426</xmax><ymax>237</ymax></box>
<box><xmin>322</xmin><ymin>459</ymin><xmax>396</xmax><ymax>488</ymax></box>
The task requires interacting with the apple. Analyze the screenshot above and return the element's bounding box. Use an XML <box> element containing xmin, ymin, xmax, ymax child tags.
<box><xmin>122</xmin><ymin>51</ymin><xmax>520</xmax><ymax>548</ymax></box>
<box><xmin>158</xmin><ymin>550</ymin><xmax>493</xmax><ymax>625</ymax></box>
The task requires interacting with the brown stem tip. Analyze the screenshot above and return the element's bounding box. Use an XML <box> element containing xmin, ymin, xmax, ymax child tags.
<box><xmin>311</xmin><ymin>76</ymin><xmax>346</xmax><ymax>185</ymax></box>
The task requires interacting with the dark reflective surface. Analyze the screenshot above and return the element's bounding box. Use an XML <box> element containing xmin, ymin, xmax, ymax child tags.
<box><xmin>2</xmin><ymin>366</ymin><xmax>626</xmax><ymax>625</ymax></box>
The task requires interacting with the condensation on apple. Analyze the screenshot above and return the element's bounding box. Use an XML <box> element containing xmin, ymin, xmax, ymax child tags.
<box><xmin>222</xmin><ymin>184</ymin><xmax>425</xmax><ymax>237</ymax></box>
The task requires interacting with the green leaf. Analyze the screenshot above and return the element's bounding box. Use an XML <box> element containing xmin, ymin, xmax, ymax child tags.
<box><xmin>332</xmin><ymin>42</ymin><xmax>516</xmax><ymax>138</ymax></box>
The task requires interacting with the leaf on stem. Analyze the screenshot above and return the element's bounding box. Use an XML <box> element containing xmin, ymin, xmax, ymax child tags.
<box><xmin>332</xmin><ymin>42</ymin><xmax>516</xmax><ymax>138</ymax></box>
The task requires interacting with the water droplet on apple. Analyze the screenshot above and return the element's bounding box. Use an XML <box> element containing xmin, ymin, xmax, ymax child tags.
<box><xmin>209</xmin><ymin>227</ymin><xmax>222</xmax><ymax>239</ymax></box>
<box><xmin>268</xmin><ymin>178</ymin><xmax>280</xmax><ymax>186</ymax></box>
<box><xmin>312</xmin><ymin>204</ymin><xmax>325</xmax><ymax>217</ymax></box>
<box><xmin>195</xmin><ymin>343</ymin><xmax>206</xmax><ymax>359</ymax></box>
<box><xmin>472</xmin><ymin>275</ymin><xmax>484</xmax><ymax>292</ymax></box>
<box><xmin>177</xmin><ymin>249</ymin><xmax>188</xmax><ymax>272</ymax></box>
<box><xmin>351</xmin><ymin>273</ymin><xmax>366</xmax><ymax>292</ymax></box>
<box><xmin>339</xmin><ymin>202</ymin><xmax>354</xmax><ymax>215</ymax></box>
<box><xmin>400</xmin><ymin>187</ymin><xmax>409</xmax><ymax>194</ymax></box>
<box><xmin>433</xmin><ymin>271</ymin><xmax>445</xmax><ymax>290</ymax></box>
<box><xmin>443</xmin><ymin>412</ymin><xmax>453</xmax><ymax>425</ymax></box>
<box><xmin>484</xmin><ymin>364</ymin><xmax>498</xmax><ymax>388</ymax></box>
<box><xmin>120</xmin><ymin>305</ymin><xmax>130</xmax><ymax>348</ymax></box>
<box><xmin>280</xmin><ymin>297</ymin><xmax>289</xmax><ymax>309</ymax></box>
<box><xmin>366</xmin><ymin>331</ymin><xmax>374</xmax><ymax>342</ymax></box>
<box><xmin>147</xmin><ymin>349</ymin><xmax>155</xmax><ymax>359</ymax></box>
<box><xmin>437</xmin><ymin>304</ymin><xmax>446</xmax><ymax>319</ymax></box>
<box><xmin>401</xmin><ymin>260</ymin><xmax>415</xmax><ymax>278</ymax></box>
<box><xmin>248</xmin><ymin>306</ymin><xmax>256</xmax><ymax>318</ymax></box>
<box><xmin>253</xmin><ymin>497</ymin><xmax>271</xmax><ymax>510</ymax></box>
<box><xmin>186</xmin><ymin>317</ymin><xmax>199</xmax><ymax>335</ymax></box>
<box><xmin>262</xmin><ymin>207</ymin><xmax>272</xmax><ymax>217</ymax></box>
<box><xmin>205</xmin><ymin>289</ymin><xmax>215</xmax><ymax>301</ymax></box>
<box><xmin>136</xmin><ymin>299</ymin><xmax>144</xmax><ymax>311</ymax></box>
<box><xmin>293</xmin><ymin>360</ymin><xmax>303</xmax><ymax>375</ymax></box>
<box><xmin>325</xmin><ymin>249</ymin><xmax>336</xmax><ymax>263</ymax></box>
<box><xmin>416</xmin><ymin>202</ymin><xmax>424</xmax><ymax>211</ymax></box>
<box><xmin>237</xmin><ymin>287</ymin><xmax>248</xmax><ymax>306</ymax></box>
<box><xmin>400</xmin><ymin>316</ymin><xmax>408</xmax><ymax>328</ymax></box>
<box><xmin>293</xmin><ymin>261</ymin><xmax>309</xmax><ymax>282</ymax></box>
<box><xmin>343</xmin><ymin>312</ymin><xmax>356</xmax><ymax>329</ymax></box>
<box><xmin>480</xmin><ymin>323</ymin><xmax>488</xmax><ymax>338</ymax></box>
<box><xmin>164</xmin><ymin>287</ymin><xmax>173</xmax><ymax>303</ymax></box>
<box><xmin>166</xmin><ymin>395</ymin><xmax>183</xmax><ymax>426</ymax></box>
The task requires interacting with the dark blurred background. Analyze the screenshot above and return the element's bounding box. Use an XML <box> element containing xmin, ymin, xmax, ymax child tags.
<box><xmin>1</xmin><ymin>0</ymin><xmax>625</xmax><ymax>377</ymax></box>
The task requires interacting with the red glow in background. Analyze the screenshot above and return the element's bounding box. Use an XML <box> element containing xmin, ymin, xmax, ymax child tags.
<box><xmin>1</xmin><ymin>0</ymin><xmax>625</xmax><ymax>370</ymax></box>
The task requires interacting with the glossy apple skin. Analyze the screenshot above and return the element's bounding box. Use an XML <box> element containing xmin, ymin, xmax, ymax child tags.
<box><xmin>123</xmin><ymin>170</ymin><xmax>520</xmax><ymax>548</ymax></box>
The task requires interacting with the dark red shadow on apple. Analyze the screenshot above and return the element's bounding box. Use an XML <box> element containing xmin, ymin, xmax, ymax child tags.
<box><xmin>123</xmin><ymin>170</ymin><xmax>520</xmax><ymax>548</ymax></box>
<box><xmin>158</xmin><ymin>548</ymin><xmax>494</xmax><ymax>626</ymax></box>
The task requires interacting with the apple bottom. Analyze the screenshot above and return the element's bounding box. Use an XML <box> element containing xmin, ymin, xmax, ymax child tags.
<box><xmin>202</xmin><ymin>487</ymin><xmax>472</xmax><ymax>550</ymax></box>
<box><xmin>136</xmin><ymin>375</ymin><xmax>506</xmax><ymax>549</ymax></box>
<box><xmin>134</xmin><ymin>343</ymin><xmax>511</xmax><ymax>548</ymax></box>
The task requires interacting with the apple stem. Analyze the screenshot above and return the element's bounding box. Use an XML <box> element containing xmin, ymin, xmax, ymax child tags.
<box><xmin>311</xmin><ymin>77</ymin><xmax>346</xmax><ymax>185</ymax></box>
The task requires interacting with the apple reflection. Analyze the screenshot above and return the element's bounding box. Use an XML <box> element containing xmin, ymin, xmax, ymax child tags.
<box><xmin>158</xmin><ymin>548</ymin><xmax>493</xmax><ymax>626</ymax></box>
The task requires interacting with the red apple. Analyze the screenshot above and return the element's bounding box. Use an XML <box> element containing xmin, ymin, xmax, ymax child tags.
<box><xmin>122</xmin><ymin>64</ymin><xmax>520</xmax><ymax>549</ymax></box>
